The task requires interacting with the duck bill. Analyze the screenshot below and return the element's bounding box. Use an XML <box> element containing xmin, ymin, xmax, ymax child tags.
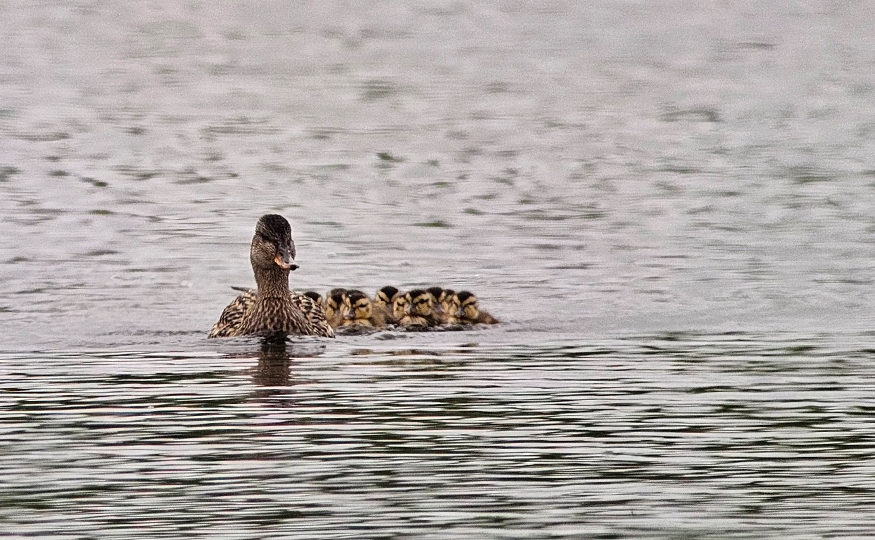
<box><xmin>274</xmin><ymin>246</ymin><xmax>298</xmax><ymax>271</ymax></box>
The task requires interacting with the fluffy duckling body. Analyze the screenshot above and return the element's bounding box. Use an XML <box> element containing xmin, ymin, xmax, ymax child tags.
<box><xmin>437</xmin><ymin>288</ymin><xmax>461</xmax><ymax>325</ymax></box>
<box><xmin>323</xmin><ymin>288</ymin><xmax>348</xmax><ymax>329</ymax></box>
<box><xmin>399</xmin><ymin>289</ymin><xmax>441</xmax><ymax>328</ymax></box>
<box><xmin>370</xmin><ymin>286</ymin><xmax>397</xmax><ymax>324</ymax></box>
<box><xmin>339</xmin><ymin>289</ymin><xmax>387</xmax><ymax>329</ymax></box>
<box><xmin>456</xmin><ymin>290</ymin><xmax>499</xmax><ymax>325</ymax></box>
<box><xmin>209</xmin><ymin>215</ymin><xmax>334</xmax><ymax>338</ymax></box>
<box><xmin>425</xmin><ymin>286</ymin><xmax>450</xmax><ymax>324</ymax></box>
<box><xmin>387</xmin><ymin>292</ymin><xmax>411</xmax><ymax>325</ymax></box>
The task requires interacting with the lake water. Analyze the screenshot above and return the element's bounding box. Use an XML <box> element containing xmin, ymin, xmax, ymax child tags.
<box><xmin>2</xmin><ymin>1</ymin><xmax>875</xmax><ymax>538</ymax></box>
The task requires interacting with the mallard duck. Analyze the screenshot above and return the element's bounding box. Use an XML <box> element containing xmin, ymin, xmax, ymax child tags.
<box><xmin>323</xmin><ymin>288</ymin><xmax>348</xmax><ymax>329</ymax></box>
<box><xmin>339</xmin><ymin>289</ymin><xmax>387</xmax><ymax>329</ymax></box>
<box><xmin>400</xmin><ymin>289</ymin><xmax>441</xmax><ymax>328</ymax></box>
<box><xmin>456</xmin><ymin>290</ymin><xmax>499</xmax><ymax>325</ymax></box>
<box><xmin>209</xmin><ymin>214</ymin><xmax>334</xmax><ymax>338</ymax></box>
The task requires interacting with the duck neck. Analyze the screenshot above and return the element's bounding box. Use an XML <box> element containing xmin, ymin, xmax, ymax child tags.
<box><xmin>253</xmin><ymin>264</ymin><xmax>290</xmax><ymax>299</ymax></box>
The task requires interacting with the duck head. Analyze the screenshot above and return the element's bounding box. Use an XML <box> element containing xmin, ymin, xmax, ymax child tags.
<box><xmin>456</xmin><ymin>290</ymin><xmax>479</xmax><ymax>320</ymax></box>
<box><xmin>251</xmin><ymin>214</ymin><xmax>298</xmax><ymax>271</ymax></box>
<box><xmin>407</xmin><ymin>289</ymin><xmax>436</xmax><ymax>317</ymax></box>
<box><xmin>343</xmin><ymin>289</ymin><xmax>373</xmax><ymax>321</ymax></box>
<box><xmin>303</xmin><ymin>290</ymin><xmax>323</xmax><ymax>305</ymax></box>
<box><xmin>375</xmin><ymin>285</ymin><xmax>400</xmax><ymax>307</ymax></box>
<box><xmin>391</xmin><ymin>293</ymin><xmax>411</xmax><ymax>320</ymax></box>
<box><xmin>440</xmin><ymin>289</ymin><xmax>460</xmax><ymax>319</ymax></box>
<box><xmin>324</xmin><ymin>288</ymin><xmax>348</xmax><ymax>321</ymax></box>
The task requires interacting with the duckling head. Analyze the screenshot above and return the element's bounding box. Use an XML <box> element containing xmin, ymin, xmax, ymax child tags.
<box><xmin>391</xmin><ymin>293</ymin><xmax>411</xmax><ymax>320</ymax></box>
<box><xmin>407</xmin><ymin>289</ymin><xmax>436</xmax><ymax>317</ymax></box>
<box><xmin>303</xmin><ymin>291</ymin><xmax>323</xmax><ymax>305</ymax></box>
<box><xmin>343</xmin><ymin>289</ymin><xmax>372</xmax><ymax>321</ymax></box>
<box><xmin>324</xmin><ymin>288</ymin><xmax>347</xmax><ymax>321</ymax></box>
<box><xmin>426</xmin><ymin>287</ymin><xmax>444</xmax><ymax>301</ymax></box>
<box><xmin>440</xmin><ymin>289</ymin><xmax>460</xmax><ymax>318</ymax></box>
<box><xmin>425</xmin><ymin>287</ymin><xmax>445</xmax><ymax>315</ymax></box>
<box><xmin>456</xmin><ymin>290</ymin><xmax>480</xmax><ymax>320</ymax></box>
<box><xmin>375</xmin><ymin>286</ymin><xmax>400</xmax><ymax>307</ymax></box>
<box><xmin>251</xmin><ymin>214</ymin><xmax>298</xmax><ymax>271</ymax></box>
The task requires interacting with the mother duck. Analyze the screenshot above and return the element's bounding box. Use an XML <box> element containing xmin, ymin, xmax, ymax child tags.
<box><xmin>209</xmin><ymin>214</ymin><xmax>334</xmax><ymax>338</ymax></box>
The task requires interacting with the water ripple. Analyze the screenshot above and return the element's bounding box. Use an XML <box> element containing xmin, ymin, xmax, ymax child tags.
<box><xmin>2</xmin><ymin>334</ymin><xmax>874</xmax><ymax>538</ymax></box>
<box><xmin>3</xmin><ymin>1</ymin><xmax>875</xmax><ymax>537</ymax></box>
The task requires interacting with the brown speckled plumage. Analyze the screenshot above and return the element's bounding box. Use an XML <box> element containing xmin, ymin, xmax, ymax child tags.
<box><xmin>208</xmin><ymin>215</ymin><xmax>334</xmax><ymax>339</ymax></box>
<box><xmin>210</xmin><ymin>287</ymin><xmax>332</xmax><ymax>338</ymax></box>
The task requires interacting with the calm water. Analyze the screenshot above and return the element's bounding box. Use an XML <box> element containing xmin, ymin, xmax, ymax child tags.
<box><xmin>3</xmin><ymin>1</ymin><xmax>875</xmax><ymax>538</ymax></box>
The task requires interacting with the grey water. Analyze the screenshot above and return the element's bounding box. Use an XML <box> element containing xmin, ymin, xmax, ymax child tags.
<box><xmin>2</xmin><ymin>1</ymin><xmax>875</xmax><ymax>538</ymax></box>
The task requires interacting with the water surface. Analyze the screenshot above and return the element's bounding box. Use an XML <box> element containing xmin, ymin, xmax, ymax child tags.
<box><xmin>2</xmin><ymin>1</ymin><xmax>875</xmax><ymax>538</ymax></box>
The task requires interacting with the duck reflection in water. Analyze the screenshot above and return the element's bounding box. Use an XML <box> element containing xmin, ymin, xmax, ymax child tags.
<box><xmin>249</xmin><ymin>336</ymin><xmax>327</xmax><ymax>387</ymax></box>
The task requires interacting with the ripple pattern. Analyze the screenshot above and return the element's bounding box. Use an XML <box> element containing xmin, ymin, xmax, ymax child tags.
<box><xmin>2</xmin><ymin>335</ymin><xmax>875</xmax><ymax>538</ymax></box>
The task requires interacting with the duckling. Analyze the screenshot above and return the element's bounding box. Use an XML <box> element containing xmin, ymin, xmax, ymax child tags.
<box><xmin>438</xmin><ymin>288</ymin><xmax>461</xmax><ymax>325</ymax></box>
<box><xmin>400</xmin><ymin>289</ymin><xmax>441</xmax><ymax>328</ymax></box>
<box><xmin>424</xmin><ymin>287</ymin><xmax>465</xmax><ymax>325</ymax></box>
<box><xmin>369</xmin><ymin>286</ymin><xmax>396</xmax><ymax>322</ymax></box>
<box><xmin>426</xmin><ymin>286</ymin><xmax>444</xmax><ymax>304</ymax></box>
<box><xmin>374</xmin><ymin>286</ymin><xmax>400</xmax><ymax>309</ymax></box>
<box><xmin>323</xmin><ymin>288</ymin><xmax>348</xmax><ymax>329</ymax></box>
<box><xmin>456</xmin><ymin>290</ymin><xmax>499</xmax><ymax>325</ymax></box>
<box><xmin>424</xmin><ymin>286</ymin><xmax>448</xmax><ymax>322</ymax></box>
<box><xmin>387</xmin><ymin>291</ymin><xmax>411</xmax><ymax>325</ymax></box>
<box><xmin>303</xmin><ymin>290</ymin><xmax>323</xmax><ymax>306</ymax></box>
<box><xmin>209</xmin><ymin>214</ymin><xmax>334</xmax><ymax>338</ymax></box>
<box><xmin>339</xmin><ymin>289</ymin><xmax>387</xmax><ymax>329</ymax></box>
